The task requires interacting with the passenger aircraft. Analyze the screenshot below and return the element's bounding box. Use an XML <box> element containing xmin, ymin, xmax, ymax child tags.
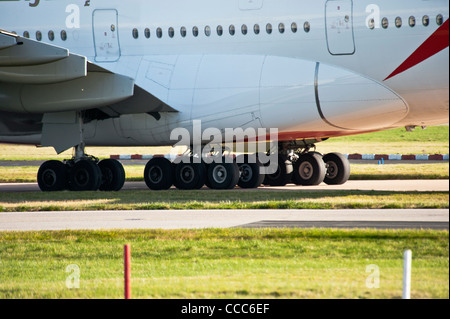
<box><xmin>0</xmin><ymin>0</ymin><xmax>448</xmax><ymax>192</ymax></box>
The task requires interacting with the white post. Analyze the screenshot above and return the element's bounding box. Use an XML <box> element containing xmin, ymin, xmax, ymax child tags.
<box><xmin>403</xmin><ymin>250</ymin><xmax>412</xmax><ymax>299</ymax></box>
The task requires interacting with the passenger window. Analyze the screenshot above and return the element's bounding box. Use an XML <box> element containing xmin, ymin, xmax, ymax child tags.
<box><xmin>169</xmin><ymin>27</ymin><xmax>175</xmax><ymax>38</ymax></box>
<box><xmin>266</xmin><ymin>23</ymin><xmax>273</xmax><ymax>34</ymax></box>
<box><xmin>180</xmin><ymin>27</ymin><xmax>187</xmax><ymax>38</ymax></box>
<box><xmin>205</xmin><ymin>26</ymin><xmax>211</xmax><ymax>36</ymax></box>
<box><xmin>145</xmin><ymin>28</ymin><xmax>151</xmax><ymax>38</ymax></box>
<box><xmin>48</xmin><ymin>30</ymin><xmax>55</xmax><ymax>41</ymax></box>
<box><xmin>132</xmin><ymin>28</ymin><xmax>139</xmax><ymax>39</ymax></box>
<box><xmin>278</xmin><ymin>23</ymin><xmax>285</xmax><ymax>33</ymax></box>
<box><xmin>395</xmin><ymin>17</ymin><xmax>402</xmax><ymax>28</ymax></box>
<box><xmin>217</xmin><ymin>25</ymin><xmax>223</xmax><ymax>36</ymax></box>
<box><xmin>60</xmin><ymin>30</ymin><xmax>67</xmax><ymax>41</ymax></box>
<box><xmin>36</xmin><ymin>31</ymin><xmax>42</xmax><ymax>41</ymax></box>
<box><xmin>368</xmin><ymin>18</ymin><xmax>375</xmax><ymax>29</ymax></box>
<box><xmin>436</xmin><ymin>14</ymin><xmax>443</xmax><ymax>26</ymax></box>
<box><xmin>241</xmin><ymin>24</ymin><xmax>248</xmax><ymax>35</ymax></box>
<box><xmin>291</xmin><ymin>22</ymin><xmax>298</xmax><ymax>33</ymax></box>
<box><xmin>254</xmin><ymin>24</ymin><xmax>260</xmax><ymax>35</ymax></box>
<box><xmin>193</xmin><ymin>26</ymin><xmax>199</xmax><ymax>37</ymax></box>
<box><xmin>409</xmin><ymin>16</ymin><xmax>416</xmax><ymax>27</ymax></box>
<box><xmin>156</xmin><ymin>27</ymin><xmax>163</xmax><ymax>38</ymax></box>
<box><xmin>304</xmin><ymin>21</ymin><xmax>311</xmax><ymax>33</ymax></box>
<box><xmin>382</xmin><ymin>17</ymin><xmax>389</xmax><ymax>29</ymax></box>
<box><xmin>422</xmin><ymin>15</ymin><xmax>430</xmax><ymax>26</ymax></box>
<box><xmin>23</xmin><ymin>31</ymin><xmax>30</xmax><ymax>38</ymax></box>
<box><xmin>229</xmin><ymin>25</ymin><xmax>236</xmax><ymax>36</ymax></box>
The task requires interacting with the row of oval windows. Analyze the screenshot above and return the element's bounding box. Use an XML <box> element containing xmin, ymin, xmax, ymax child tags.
<box><xmin>14</xmin><ymin>14</ymin><xmax>445</xmax><ymax>42</ymax></box>
<box><xmin>368</xmin><ymin>13</ymin><xmax>445</xmax><ymax>29</ymax></box>
<box><xmin>132</xmin><ymin>22</ymin><xmax>312</xmax><ymax>39</ymax></box>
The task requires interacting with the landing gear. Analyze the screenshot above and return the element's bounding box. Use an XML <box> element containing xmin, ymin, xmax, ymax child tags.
<box><xmin>208</xmin><ymin>160</ymin><xmax>240</xmax><ymax>190</ymax></box>
<box><xmin>292</xmin><ymin>153</ymin><xmax>326</xmax><ymax>186</ymax></box>
<box><xmin>263</xmin><ymin>141</ymin><xmax>351</xmax><ymax>187</ymax></box>
<box><xmin>37</xmin><ymin>160</ymin><xmax>68</xmax><ymax>192</ymax></box>
<box><xmin>263</xmin><ymin>154</ymin><xmax>293</xmax><ymax>187</ymax></box>
<box><xmin>323</xmin><ymin>152</ymin><xmax>351</xmax><ymax>185</ymax></box>
<box><xmin>174</xmin><ymin>161</ymin><xmax>207</xmax><ymax>190</ymax></box>
<box><xmin>144</xmin><ymin>157</ymin><xmax>174</xmax><ymax>190</ymax></box>
<box><xmin>37</xmin><ymin>144</ymin><xmax>126</xmax><ymax>192</ymax></box>
<box><xmin>236</xmin><ymin>154</ymin><xmax>265</xmax><ymax>189</ymax></box>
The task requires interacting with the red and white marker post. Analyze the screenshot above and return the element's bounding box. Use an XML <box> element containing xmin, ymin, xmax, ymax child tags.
<box><xmin>124</xmin><ymin>244</ymin><xmax>131</xmax><ymax>299</ymax></box>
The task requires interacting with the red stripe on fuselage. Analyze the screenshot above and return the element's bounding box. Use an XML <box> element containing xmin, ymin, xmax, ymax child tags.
<box><xmin>384</xmin><ymin>19</ymin><xmax>449</xmax><ymax>81</ymax></box>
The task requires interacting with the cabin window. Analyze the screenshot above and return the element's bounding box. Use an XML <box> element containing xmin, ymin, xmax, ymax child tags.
<box><xmin>368</xmin><ymin>18</ymin><xmax>375</xmax><ymax>29</ymax></box>
<box><xmin>145</xmin><ymin>28</ymin><xmax>151</xmax><ymax>38</ymax></box>
<box><xmin>48</xmin><ymin>30</ymin><xmax>55</xmax><ymax>41</ymax></box>
<box><xmin>241</xmin><ymin>24</ymin><xmax>248</xmax><ymax>35</ymax></box>
<box><xmin>266</xmin><ymin>23</ymin><xmax>273</xmax><ymax>34</ymax></box>
<box><xmin>36</xmin><ymin>31</ymin><xmax>42</xmax><ymax>41</ymax></box>
<box><xmin>132</xmin><ymin>28</ymin><xmax>139</xmax><ymax>39</ymax></box>
<box><xmin>205</xmin><ymin>26</ymin><xmax>211</xmax><ymax>37</ymax></box>
<box><xmin>422</xmin><ymin>15</ymin><xmax>430</xmax><ymax>26</ymax></box>
<box><xmin>291</xmin><ymin>22</ymin><xmax>298</xmax><ymax>33</ymax></box>
<box><xmin>61</xmin><ymin>30</ymin><xmax>67</xmax><ymax>41</ymax></box>
<box><xmin>395</xmin><ymin>17</ymin><xmax>402</xmax><ymax>28</ymax></box>
<box><xmin>254</xmin><ymin>24</ymin><xmax>260</xmax><ymax>35</ymax></box>
<box><xmin>278</xmin><ymin>23</ymin><xmax>285</xmax><ymax>33</ymax></box>
<box><xmin>180</xmin><ymin>27</ymin><xmax>187</xmax><ymax>38</ymax></box>
<box><xmin>229</xmin><ymin>25</ymin><xmax>236</xmax><ymax>36</ymax></box>
<box><xmin>193</xmin><ymin>26</ymin><xmax>199</xmax><ymax>37</ymax></box>
<box><xmin>436</xmin><ymin>14</ymin><xmax>443</xmax><ymax>26</ymax></box>
<box><xmin>217</xmin><ymin>25</ymin><xmax>223</xmax><ymax>36</ymax></box>
<box><xmin>168</xmin><ymin>27</ymin><xmax>175</xmax><ymax>38</ymax></box>
<box><xmin>409</xmin><ymin>16</ymin><xmax>416</xmax><ymax>27</ymax></box>
<box><xmin>156</xmin><ymin>28</ymin><xmax>163</xmax><ymax>38</ymax></box>
<box><xmin>304</xmin><ymin>21</ymin><xmax>311</xmax><ymax>33</ymax></box>
<box><xmin>382</xmin><ymin>17</ymin><xmax>389</xmax><ymax>29</ymax></box>
<box><xmin>23</xmin><ymin>31</ymin><xmax>30</xmax><ymax>38</ymax></box>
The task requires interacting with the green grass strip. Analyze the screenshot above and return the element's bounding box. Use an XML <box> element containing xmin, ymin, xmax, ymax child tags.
<box><xmin>0</xmin><ymin>228</ymin><xmax>447</xmax><ymax>299</ymax></box>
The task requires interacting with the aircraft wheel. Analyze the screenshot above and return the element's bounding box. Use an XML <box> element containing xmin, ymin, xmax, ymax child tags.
<box><xmin>98</xmin><ymin>159</ymin><xmax>126</xmax><ymax>191</ymax></box>
<box><xmin>264</xmin><ymin>154</ymin><xmax>293</xmax><ymax>187</ymax></box>
<box><xmin>144</xmin><ymin>157</ymin><xmax>174</xmax><ymax>190</ymax></box>
<box><xmin>37</xmin><ymin>160</ymin><xmax>68</xmax><ymax>192</ymax></box>
<box><xmin>174</xmin><ymin>162</ymin><xmax>206</xmax><ymax>190</ymax></box>
<box><xmin>293</xmin><ymin>153</ymin><xmax>326</xmax><ymax>186</ymax></box>
<box><xmin>207</xmin><ymin>159</ymin><xmax>240</xmax><ymax>190</ymax></box>
<box><xmin>237</xmin><ymin>154</ymin><xmax>264</xmax><ymax>189</ymax></box>
<box><xmin>68</xmin><ymin>160</ymin><xmax>102</xmax><ymax>191</ymax></box>
<box><xmin>323</xmin><ymin>152</ymin><xmax>351</xmax><ymax>185</ymax></box>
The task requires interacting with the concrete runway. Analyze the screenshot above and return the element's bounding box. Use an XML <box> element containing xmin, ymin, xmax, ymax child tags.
<box><xmin>0</xmin><ymin>209</ymin><xmax>448</xmax><ymax>231</ymax></box>
<box><xmin>0</xmin><ymin>179</ymin><xmax>449</xmax><ymax>193</ymax></box>
<box><xmin>0</xmin><ymin>179</ymin><xmax>448</xmax><ymax>232</ymax></box>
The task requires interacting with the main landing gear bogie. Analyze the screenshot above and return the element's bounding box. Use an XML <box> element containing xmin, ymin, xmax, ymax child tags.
<box><xmin>37</xmin><ymin>157</ymin><xmax>126</xmax><ymax>192</ymax></box>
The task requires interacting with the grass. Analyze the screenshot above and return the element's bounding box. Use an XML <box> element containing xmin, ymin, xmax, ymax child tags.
<box><xmin>0</xmin><ymin>229</ymin><xmax>447</xmax><ymax>299</ymax></box>
<box><xmin>0</xmin><ymin>190</ymin><xmax>447</xmax><ymax>212</ymax></box>
<box><xmin>317</xmin><ymin>125</ymin><xmax>449</xmax><ymax>155</ymax></box>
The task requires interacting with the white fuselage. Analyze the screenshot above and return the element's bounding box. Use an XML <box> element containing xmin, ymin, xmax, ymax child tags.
<box><xmin>0</xmin><ymin>0</ymin><xmax>448</xmax><ymax>147</ymax></box>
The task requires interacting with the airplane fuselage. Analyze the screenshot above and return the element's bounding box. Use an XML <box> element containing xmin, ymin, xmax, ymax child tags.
<box><xmin>0</xmin><ymin>0</ymin><xmax>448</xmax><ymax>147</ymax></box>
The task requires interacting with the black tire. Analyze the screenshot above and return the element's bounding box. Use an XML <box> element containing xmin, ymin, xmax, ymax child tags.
<box><xmin>98</xmin><ymin>159</ymin><xmax>126</xmax><ymax>191</ymax></box>
<box><xmin>207</xmin><ymin>159</ymin><xmax>240</xmax><ymax>190</ymax></box>
<box><xmin>144</xmin><ymin>157</ymin><xmax>174</xmax><ymax>190</ymax></box>
<box><xmin>293</xmin><ymin>153</ymin><xmax>326</xmax><ymax>186</ymax></box>
<box><xmin>237</xmin><ymin>154</ymin><xmax>264</xmax><ymax>189</ymax></box>
<box><xmin>68</xmin><ymin>160</ymin><xmax>102</xmax><ymax>191</ymax></box>
<box><xmin>37</xmin><ymin>160</ymin><xmax>67</xmax><ymax>192</ymax></box>
<box><xmin>263</xmin><ymin>154</ymin><xmax>293</xmax><ymax>187</ymax></box>
<box><xmin>323</xmin><ymin>152</ymin><xmax>351</xmax><ymax>185</ymax></box>
<box><xmin>174</xmin><ymin>162</ymin><xmax>206</xmax><ymax>190</ymax></box>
